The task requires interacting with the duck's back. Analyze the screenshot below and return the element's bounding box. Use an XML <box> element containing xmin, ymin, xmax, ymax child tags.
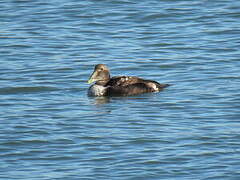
<box><xmin>105</xmin><ymin>76</ymin><xmax>145</xmax><ymax>86</ymax></box>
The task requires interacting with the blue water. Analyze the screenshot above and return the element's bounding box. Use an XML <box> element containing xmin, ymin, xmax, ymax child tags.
<box><xmin>1</xmin><ymin>0</ymin><xmax>240</xmax><ymax>179</ymax></box>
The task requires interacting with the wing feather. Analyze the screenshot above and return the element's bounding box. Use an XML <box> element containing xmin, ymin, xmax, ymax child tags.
<box><xmin>104</xmin><ymin>76</ymin><xmax>169</xmax><ymax>96</ymax></box>
<box><xmin>105</xmin><ymin>83</ymin><xmax>154</xmax><ymax>96</ymax></box>
<box><xmin>105</xmin><ymin>76</ymin><xmax>144</xmax><ymax>87</ymax></box>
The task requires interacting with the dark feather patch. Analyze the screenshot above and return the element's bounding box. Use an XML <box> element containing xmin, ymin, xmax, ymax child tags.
<box><xmin>105</xmin><ymin>76</ymin><xmax>145</xmax><ymax>87</ymax></box>
<box><xmin>105</xmin><ymin>83</ymin><xmax>154</xmax><ymax>96</ymax></box>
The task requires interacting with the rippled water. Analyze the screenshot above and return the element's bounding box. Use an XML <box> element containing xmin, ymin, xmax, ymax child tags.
<box><xmin>1</xmin><ymin>0</ymin><xmax>240</xmax><ymax>179</ymax></box>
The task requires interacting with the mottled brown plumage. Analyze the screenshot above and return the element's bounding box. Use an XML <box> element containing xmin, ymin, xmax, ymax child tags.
<box><xmin>88</xmin><ymin>64</ymin><xmax>169</xmax><ymax>96</ymax></box>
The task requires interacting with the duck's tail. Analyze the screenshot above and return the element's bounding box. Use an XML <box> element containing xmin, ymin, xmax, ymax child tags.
<box><xmin>156</xmin><ymin>83</ymin><xmax>170</xmax><ymax>90</ymax></box>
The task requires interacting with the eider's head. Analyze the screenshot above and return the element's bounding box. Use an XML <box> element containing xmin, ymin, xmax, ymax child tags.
<box><xmin>88</xmin><ymin>64</ymin><xmax>110</xmax><ymax>85</ymax></box>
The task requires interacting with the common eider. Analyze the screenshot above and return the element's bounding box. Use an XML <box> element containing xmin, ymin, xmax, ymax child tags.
<box><xmin>87</xmin><ymin>64</ymin><xmax>169</xmax><ymax>96</ymax></box>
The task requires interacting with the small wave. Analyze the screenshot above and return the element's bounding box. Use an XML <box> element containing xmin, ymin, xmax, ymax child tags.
<box><xmin>0</xmin><ymin>86</ymin><xmax>59</xmax><ymax>95</ymax></box>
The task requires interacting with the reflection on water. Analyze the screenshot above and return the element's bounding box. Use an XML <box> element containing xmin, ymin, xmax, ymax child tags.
<box><xmin>88</xmin><ymin>91</ymin><xmax>165</xmax><ymax>105</ymax></box>
<box><xmin>89</xmin><ymin>96</ymin><xmax>111</xmax><ymax>105</ymax></box>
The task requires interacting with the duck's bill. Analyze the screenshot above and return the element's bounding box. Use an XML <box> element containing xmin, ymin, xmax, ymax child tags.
<box><xmin>87</xmin><ymin>71</ymin><xmax>98</xmax><ymax>84</ymax></box>
<box><xmin>87</xmin><ymin>79</ymin><xmax>94</xmax><ymax>84</ymax></box>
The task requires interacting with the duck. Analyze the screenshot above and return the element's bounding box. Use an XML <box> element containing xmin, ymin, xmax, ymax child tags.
<box><xmin>87</xmin><ymin>64</ymin><xmax>169</xmax><ymax>96</ymax></box>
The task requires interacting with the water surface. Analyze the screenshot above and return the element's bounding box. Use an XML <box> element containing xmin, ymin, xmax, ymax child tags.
<box><xmin>1</xmin><ymin>0</ymin><xmax>240</xmax><ymax>179</ymax></box>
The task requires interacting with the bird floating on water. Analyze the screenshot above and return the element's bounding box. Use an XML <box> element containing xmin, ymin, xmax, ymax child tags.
<box><xmin>87</xmin><ymin>64</ymin><xmax>169</xmax><ymax>96</ymax></box>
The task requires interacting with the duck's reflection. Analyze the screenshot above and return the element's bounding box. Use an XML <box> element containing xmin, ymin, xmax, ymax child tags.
<box><xmin>89</xmin><ymin>94</ymin><xmax>157</xmax><ymax>106</ymax></box>
<box><xmin>90</xmin><ymin>96</ymin><xmax>111</xmax><ymax>105</ymax></box>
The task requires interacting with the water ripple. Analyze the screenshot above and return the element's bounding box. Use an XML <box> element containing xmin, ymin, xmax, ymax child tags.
<box><xmin>0</xmin><ymin>86</ymin><xmax>59</xmax><ymax>95</ymax></box>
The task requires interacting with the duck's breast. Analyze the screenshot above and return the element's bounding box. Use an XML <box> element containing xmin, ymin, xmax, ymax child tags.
<box><xmin>88</xmin><ymin>84</ymin><xmax>107</xmax><ymax>96</ymax></box>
